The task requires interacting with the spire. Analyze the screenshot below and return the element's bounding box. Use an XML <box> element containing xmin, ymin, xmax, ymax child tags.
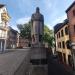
<box><xmin>36</xmin><ymin>7</ymin><xmax>40</xmax><ymax>13</ymax></box>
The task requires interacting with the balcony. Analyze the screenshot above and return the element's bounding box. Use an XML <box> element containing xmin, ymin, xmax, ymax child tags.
<box><xmin>0</xmin><ymin>23</ymin><xmax>7</xmax><ymax>31</ymax></box>
<box><xmin>1</xmin><ymin>12</ymin><xmax>10</xmax><ymax>22</ymax></box>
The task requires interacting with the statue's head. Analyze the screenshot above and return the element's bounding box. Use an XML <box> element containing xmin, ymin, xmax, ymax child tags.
<box><xmin>36</xmin><ymin>7</ymin><xmax>40</xmax><ymax>13</ymax></box>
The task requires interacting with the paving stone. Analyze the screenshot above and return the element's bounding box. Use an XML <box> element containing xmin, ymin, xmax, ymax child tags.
<box><xmin>0</xmin><ymin>49</ymin><xmax>31</xmax><ymax>75</ymax></box>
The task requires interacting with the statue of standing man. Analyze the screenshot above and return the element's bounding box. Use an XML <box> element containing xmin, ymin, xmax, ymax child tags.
<box><xmin>31</xmin><ymin>7</ymin><xmax>44</xmax><ymax>47</ymax></box>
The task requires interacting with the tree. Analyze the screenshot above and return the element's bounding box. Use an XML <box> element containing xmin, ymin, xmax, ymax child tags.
<box><xmin>17</xmin><ymin>21</ymin><xmax>31</xmax><ymax>39</ymax></box>
<box><xmin>43</xmin><ymin>25</ymin><xmax>54</xmax><ymax>47</ymax></box>
<box><xmin>17</xmin><ymin>22</ymin><xmax>54</xmax><ymax>47</ymax></box>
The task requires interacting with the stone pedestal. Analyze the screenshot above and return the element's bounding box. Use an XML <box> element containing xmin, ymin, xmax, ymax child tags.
<box><xmin>30</xmin><ymin>47</ymin><xmax>47</xmax><ymax>65</ymax></box>
<box><xmin>30</xmin><ymin>7</ymin><xmax>47</xmax><ymax>65</ymax></box>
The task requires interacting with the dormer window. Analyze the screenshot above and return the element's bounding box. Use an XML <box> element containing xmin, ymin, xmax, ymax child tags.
<box><xmin>73</xmin><ymin>10</ymin><xmax>75</xmax><ymax>16</ymax></box>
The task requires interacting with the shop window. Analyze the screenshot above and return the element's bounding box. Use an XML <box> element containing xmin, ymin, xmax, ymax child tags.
<box><xmin>63</xmin><ymin>53</ymin><xmax>66</xmax><ymax>63</ymax></box>
<box><xmin>58</xmin><ymin>52</ymin><xmax>63</xmax><ymax>62</ymax></box>
<box><xmin>68</xmin><ymin>55</ymin><xmax>72</xmax><ymax>66</ymax></box>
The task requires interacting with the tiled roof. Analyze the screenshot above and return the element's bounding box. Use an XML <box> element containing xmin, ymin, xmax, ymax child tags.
<box><xmin>66</xmin><ymin>1</ymin><xmax>75</xmax><ymax>13</ymax></box>
<box><xmin>54</xmin><ymin>23</ymin><xmax>63</xmax><ymax>34</ymax></box>
<box><xmin>8</xmin><ymin>26</ymin><xmax>18</xmax><ymax>33</ymax></box>
<box><xmin>54</xmin><ymin>19</ymin><xmax>68</xmax><ymax>34</ymax></box>
<box><xmin>0</xmin><ymin>4</ymin><xmax>5</xmax><ymax>8</ymax></box>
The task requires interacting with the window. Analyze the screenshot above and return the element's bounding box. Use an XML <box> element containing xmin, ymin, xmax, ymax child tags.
<box><xmin>66</xmin><ymin>40</ymin><xmax>70</xmax><ymax>49</ymax></box>
<box><xmin>58</xmin><ymin>42</ymin><xmax>59</xmax><ymax>48</ymax></box>
<box><xmin>58</xmin><ymin>42</ymin><xmax>61</xmax><ymax>48</ymax></box>
<box><xmin>57</xmin><ymin>32</ymin><xmax>60</xmax><ymax>39</ymax></box>
<box><xmin>62</xmin><ymin>41</ymin><xmax>65</xmax><ymax>48</ymax></box>
<box><xmin>58</xmin><ymin>43</ymin><xmax>59</xmax><ymax>48</ymax></box>
<box><xmin>32</xmin><ymin>35</ymin><xmax>35</xmax><ymax>42</ymax></box>
<box><xmin>74</xmin><ymin>25</ymin><xmax>75</xmax><ymax>32</ymax></box>
<box><xmin>0</xmin><ymin>30</ymin><xmax>2</xmax><ymax>37</ymax></box>
<box><xmin>65</xmin><ymin>27</ymin><xmax>68</xmax><ymax>35</ymax></box>
<box><xmin>59</xmin><ymin>42</ymin><xmax>61</xmax><ymax>48</ymax></box>
<box><xmin>58</xmin><ymin>32</ymin><xmax>60</xmax><ymax>38</ymax></box>
<box><xmin>39</xmin><ymin>35</ymin><xmax>42</xmax><ymax>42</ymax></box>
<box><xmin>73</xmin><ymin>10</ymin><xmax>75</xmax><ymax>16</ymax></box>
<box><xmin>57</xmin><ymin>34</ymin><xmax>59</xmax><ymax>39</ymax></box>
<box><xmin>63</xmin><ymin>53</ymin><xmax>66</xmax><ymax>63</ymax></box>
<box><xmin>61</xmin><ymin>30</ymin><xmax>64</xmax><ymax>37</ymax></box>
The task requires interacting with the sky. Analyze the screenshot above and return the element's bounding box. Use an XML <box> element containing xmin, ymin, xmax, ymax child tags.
<box><xmin>0</xmin><ymin>0</ymin><xmax>75</xmax><ymax>30</ymax></box>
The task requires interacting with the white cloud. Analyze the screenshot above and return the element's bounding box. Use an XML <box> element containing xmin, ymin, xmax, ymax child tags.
<box><xmin>12</xmin><ymin>25</ymin><xmax>19</xmax><ymax>32</ymax></box>
<box><xmin>46</xmin><ymin>24</ymin><xmax>53</xmax><ymax>30</ymax></box>
<box><xmin>51</xmin><ymin>14</ymin><xmax>67</xmax><ymax>26</ymax></box>
<box><xmin>16</xmin><ymin>17</ymin><xmax>31</xmax><ymax>24</ymax></box>
<box><xmin>45</xmin><ymin>14</ymin><xmax>67</xmax><ymax>30</ymax></box>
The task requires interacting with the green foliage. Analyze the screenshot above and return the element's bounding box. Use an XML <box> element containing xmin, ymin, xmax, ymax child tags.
<box><xmin>43</xmin><ymin>25</ymin><xmax>54</xmax><ymax>47</ymax></box>
<box><xmin>17</xmin><ymin>22</ymin><xmax>54</xmax><ymax>47</ymax></box>
<box><xmin>17</xmin><ymin>21</ymin><xmax>31</xmax><ymax>39</ymax></box>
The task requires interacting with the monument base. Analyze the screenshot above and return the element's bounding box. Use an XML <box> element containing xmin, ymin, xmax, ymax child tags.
<box><xmin>30</xmin><ymin>47</ymin><xmax>47</xmax><ymax>65</ymax></box>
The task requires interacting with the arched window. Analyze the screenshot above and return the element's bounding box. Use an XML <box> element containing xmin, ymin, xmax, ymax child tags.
<box><xmin>65</xmin><ymin>27</ymin><xmax>68</xmax><ymax>35</ymax></box>
<box><xmin>61</xmin><ymin>30</ymin><xmax>64</xmax><ymax>37</ymax></box>
<box><xmin>62</xmin><ymin>41</ymin><xmax>65</xmax><ymax>48</ymax></box>
<box><xmin>58</xmin><ymin>32</ymin><xmax>60</xmax><ymax>38</ymax></box>
<box><xmin>66</xmin><ymin>40</ymin><xmax>71</xmax><ymax>49</ymax></box>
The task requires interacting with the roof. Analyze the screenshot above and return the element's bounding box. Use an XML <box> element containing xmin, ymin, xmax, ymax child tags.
<box><xmin>8</xmin><ymin>26</ymin><xmax>18</xmax><ymax>33</ymax></box>
<box><xmin>66</xmin><ymin>1</ymin><xmax>75</xmax><ymax>13</ymax></box>
<box><xmin>0</xmin><ymin>4</ymin><xmax>5</xmax><ymax>8</ymax></box>
<box><xmin>54</xmin><ymin>19</ymin><xmax>69</xmax><ymax>34</ymax></box>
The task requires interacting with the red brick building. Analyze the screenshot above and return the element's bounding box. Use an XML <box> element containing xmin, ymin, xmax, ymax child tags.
<box><xmin>18</xmin><ymin>37</ymin><xmax>30</xmax><ymax>48</ymax></box>
<box><xmin>66</xmin><ymin>1</ymin><xmax>75</xmax><ymax>69</ymax></box>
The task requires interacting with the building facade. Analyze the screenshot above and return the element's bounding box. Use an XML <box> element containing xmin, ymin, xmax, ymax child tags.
<box><xmin>18</xmin><ymin>37</ymin><xmax>30</xmax><ymax>48</ymax></box>
<box><xmin>66</xmin><ymin>1</ymin><xmax>75</xmax><ymax>69</ymax></box>
<box><xmin>54</xmin><ymin>20</ymin><xmax>72</xmax><ymax>66</ymax></box>
<box><xmin>6</xmin><ymin>27</ymin><xmax>18</xmax><ymax>49</ymax></box>
<box><xmin>0</xmin><ymin>4</ymin><xmax>10</xmax><ymax>51</ymax></box>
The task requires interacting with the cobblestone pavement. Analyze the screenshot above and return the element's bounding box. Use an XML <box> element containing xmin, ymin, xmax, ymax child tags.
<box><xmin>0</xmin><ymin>49</ymin><xmax>31</xmax><ymax>75</ymax></box>
<box><xmin>28</xmin><ymin>65</ymin><xmax>48</xmax><ymax>75</ymax></box>
<box><xmin>48</xmin><ymin>55</ymin><xmax>74</xmax><ymax>75</ymax></box>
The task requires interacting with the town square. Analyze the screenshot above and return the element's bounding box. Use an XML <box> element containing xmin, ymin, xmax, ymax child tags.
<box><xmin>0</xmin><ymin>0</ymin><xmax>75</xmax><ymax>75</ymax></box>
